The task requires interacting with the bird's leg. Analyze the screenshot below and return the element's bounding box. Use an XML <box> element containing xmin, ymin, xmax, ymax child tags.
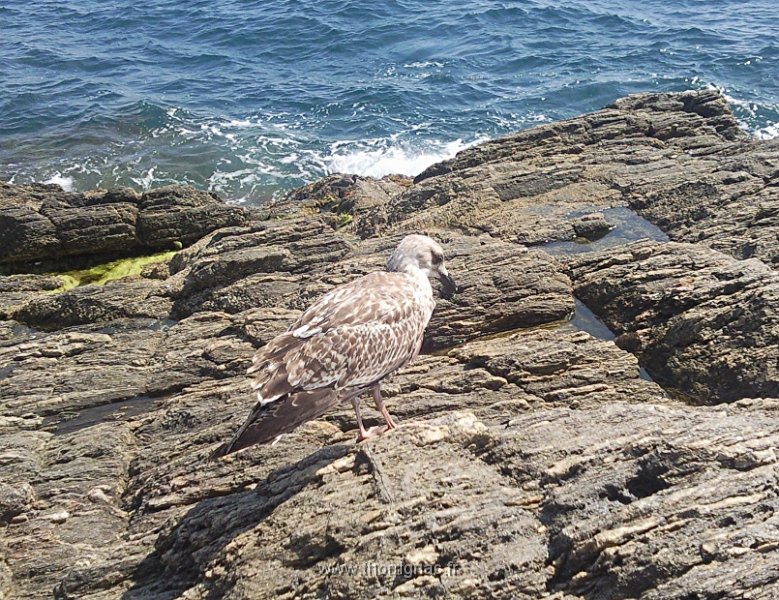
<box><xmin>350</xmin><ymin>396</ymin><xmax>369</xmax><ymax>438</ymax></box>
<box><xmin>351</xmin><ymin>396</ymin><xmax>386</xmax><ymax>442</ymax></box>
<box><xmin>372</xmin><ymin>384</ymin><xmax>398</xmax><ymax>430</ymax></box>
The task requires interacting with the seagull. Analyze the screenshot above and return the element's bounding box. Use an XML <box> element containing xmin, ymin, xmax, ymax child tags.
<box><xmin>210</xmin><ymin>234</ymin><xmax>456</xmax><ymax>459</ymax></box>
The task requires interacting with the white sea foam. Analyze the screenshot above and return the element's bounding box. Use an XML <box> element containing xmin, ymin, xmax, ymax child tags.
<box><xmin>704</xmin><ymin>84</ymin><xmax>779</xmax><ymax>139</ymax></box>
<box><xmin>225</xmin><ymin>118</ymin><xmax>253</xmax><ymax>128</ymax></box>
<box><xmin>130</xmin><ymin>167</ymin><xmax>157</xmax><ymax>190</ymax></box>
<box><xmin>755</xmin><ymin>123</ymin><xmax>779</xmax><ymax>140</ymax></box>
<box><xmin>404</xmin><ymin>61</ymin><xmax>444</xmax><ymax>69</ymax></box>
<box><xmin>203</xmin><ymin>132</ymin><xmax>488</xmax><ymax>202</ymax></box>
<box><xmin>320</xmin><ymin>138</ymin><xmax>483</xmax><ymax>179</ymax></box>
<box><xmin>43</xmin><ymin>172</ymin><xmax>75</xmax><ymax>191</ymax></box>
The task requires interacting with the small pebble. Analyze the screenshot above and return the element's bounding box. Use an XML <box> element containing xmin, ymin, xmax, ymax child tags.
<box><xmin>45</xmin><ymin>510</ymin><xmax>70</xmax><ymax>524</ymax></box>
<box><xmin>87</xmin><ymin>487</ymin><xmax>113</xmax><ymax>504</ymax></box>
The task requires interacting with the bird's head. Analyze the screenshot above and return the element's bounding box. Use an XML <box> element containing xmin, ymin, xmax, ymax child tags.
<box><xmin>386</xmin><ymin>234</ymin><xmax>457</xmax><ymax>298</ymax></box>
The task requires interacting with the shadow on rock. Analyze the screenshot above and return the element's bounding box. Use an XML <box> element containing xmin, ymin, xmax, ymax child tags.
<box><xmin>120</xmin><ymin>443</ymin><xmax>352</xmax><ymax>599</ymax></box>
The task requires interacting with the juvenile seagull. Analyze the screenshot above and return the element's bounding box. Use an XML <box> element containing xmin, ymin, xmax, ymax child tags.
<box><xmin>210</xmin><ymin>234</ymin><xmax>456</xmax><ymax>459</ymax></box>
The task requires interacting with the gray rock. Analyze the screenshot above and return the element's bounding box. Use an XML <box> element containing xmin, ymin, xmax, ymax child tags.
<box><xmin>0</xmin><ymin>183</ymin><xmax>250</xmax><ymax>266</ymax></box>
<box><xmin>0</xmin><ymin>323</ymin><xmax>162</xmax><ymax>418</ymax></box>
<box><xmin>572</xmin><ymin>212</ymin><xmax>613</xmax><ymax>240</ymax></box>
<box><xmin>351</xmin><ymin>88</ymin><xmax>777</xmax><ymax>273</ymax></box>
<box><xmin>0</xmin><ymin>274</ymin><xmax>66</xmax><ymax>320</ymax></box>
<box><xmin>568</xmin><ymin>241</ymin><xmax>779</xmax><ymax>403</ymax></box>
<box><xmin>1</xmin><ymin>90</ymin><xmax>779</xmax><ymax>599</ymax></box>
<box><xmin>0</xmin><ymin>482</ymin><xmax>35</xmax><ymax>525</ymax></box>
<box><xmin>271</xmin><ymin>173</ymin><xmax>412</xmax><ymax>231</ymax></box>
<box><xmin>11</xmin><ymin>279</ymin><xmax>172</xmax><ymax>330</ymax></box>
<box><xmin>136</xmin><ymin>185</ymin><xmax>251</xmax><ymax>250</ymax></box>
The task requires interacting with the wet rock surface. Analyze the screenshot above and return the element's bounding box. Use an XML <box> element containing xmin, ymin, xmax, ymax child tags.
<box><xmin>1</xmin><ymin>90</ymin><xmax>778</xmax><ymax>599</ymax></box>
<box><xmin>568</xmin><ymin>241</ymin><xmax>779</xmax><ymax>403</ymax></box>
<box><xmin>342</xmin><ymin>88</ymin><xmax>778</xmax><ymax>264</ymax></box>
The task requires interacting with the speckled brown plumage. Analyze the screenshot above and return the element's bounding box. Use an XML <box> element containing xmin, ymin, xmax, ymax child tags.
<box><xmin>210</xmin><ymin>235</ymin><xmax>455</xmax><ymax>459</ymax></box>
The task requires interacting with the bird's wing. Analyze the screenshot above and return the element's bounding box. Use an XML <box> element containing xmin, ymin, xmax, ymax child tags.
<box><xmin>209</xmin><ymin>388</ymin><xmax>339</xmax><ymax>458</ymax></box>
<box><xmin>248</xmin><ymin>271</ymin><xmax>426</xmax><ymax>398</ymax></box>
<box><xmin>211</xmin><ymin>273</ymin><xmax>429</xmax><ymax>458</ymax></box>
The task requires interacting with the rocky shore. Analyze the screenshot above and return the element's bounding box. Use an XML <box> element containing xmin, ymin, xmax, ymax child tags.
<box><xmin>1</xmin><ymin>89</ymin><xmax>778</xmax><ymax>599</ymax></box>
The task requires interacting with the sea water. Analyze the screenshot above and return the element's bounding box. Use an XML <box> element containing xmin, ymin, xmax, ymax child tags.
<box><xmin>1</xmin><ymin>0</ymin><xmax>777</xmax><ymax>204</ymax></box>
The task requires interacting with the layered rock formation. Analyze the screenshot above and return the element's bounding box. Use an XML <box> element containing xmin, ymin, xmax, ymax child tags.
<box><xmin>0</xmin><ymin>184</ymin><xmax>249</xmax><ymax>267</ymax></box>
<box><xmin>1</xmin><ymin>90</ymin><xmax>778</xmax><ymax>599</ymax></box>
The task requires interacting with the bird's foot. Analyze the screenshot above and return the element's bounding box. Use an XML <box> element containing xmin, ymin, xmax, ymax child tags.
<box><xmin>357</xmin><ymin>425</ymin><xmax>389</xmax><ymax>442</ymax></box>
<box><xmin>383</xmin><ymin>414</ymin><xmax>398</xmax><ymax>430</ymax></box>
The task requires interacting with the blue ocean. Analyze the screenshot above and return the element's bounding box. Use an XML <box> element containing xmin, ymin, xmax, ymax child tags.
<box><xmin>1</xmin><ymin>0</ymin><xmax>777</xmax><ymax>204</ymax></box>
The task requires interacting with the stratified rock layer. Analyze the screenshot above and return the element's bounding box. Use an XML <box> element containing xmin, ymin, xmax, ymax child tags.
<box><xmin>568</xmin><ymin>241</ymin><xmax>779</xmax><ymax>403</ymax></box>
<box><xmin>331</xmin><ymin>89</ymin><xmax>778</xmax><ymax>270</ymax></box>
<box><xmin>0</xmin><ymin>184</ymin><xmax>249</xmax><ymax>266</ymax></box>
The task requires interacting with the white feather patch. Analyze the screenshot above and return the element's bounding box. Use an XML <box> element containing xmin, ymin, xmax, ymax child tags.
<box><xmin>292</xmin><ymin>325</ymin><xmax>323</xmax><ymax>338</ymax></box>
<box><xmin>258</xmin><ymin>391</ymin><xmax>283</xmax><ymax>405</ymax></box>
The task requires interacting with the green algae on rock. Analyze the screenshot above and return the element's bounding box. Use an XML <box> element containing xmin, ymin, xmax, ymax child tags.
<box><xmin>45</xmin><ymin>249</ymin><xmax>178</xmax><ymax>293</ymax></box>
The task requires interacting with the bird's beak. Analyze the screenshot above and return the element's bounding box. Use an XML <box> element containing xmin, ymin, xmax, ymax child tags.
<box><xmin>436</xmin><ymin>266</ymin><xmax>457</xmax><ymax>299</ymax></box>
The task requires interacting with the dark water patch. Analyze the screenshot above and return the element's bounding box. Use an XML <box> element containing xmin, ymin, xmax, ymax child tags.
<box><xmin>426</xmin><ymin>315</ymin><xmax>571</xmax><ymax>356</ymax></box>
<box><xmin>43</xmin><ymin>395</ymin><xmax>158</xmax><ymax>436</ymax></box>
<box><xmin>569</xmin><ymin>298</ymin><xmax>615</xmax><ymax>341</ymax></box>
<box><xmin>567</xmin><ymin>298</ymin><xmax>654</xmax><ymax>382</ymax></box>
<box><xmin>542</xmin><ymin>206</ymin><xmax>669</xmax><ymax>256</ymax></box>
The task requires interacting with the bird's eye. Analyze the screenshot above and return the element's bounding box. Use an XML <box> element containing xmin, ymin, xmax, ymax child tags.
<box><xmin>431</xmin><ymin>252</ymin><xmax>443</xmax><ymax>265</ymax></box>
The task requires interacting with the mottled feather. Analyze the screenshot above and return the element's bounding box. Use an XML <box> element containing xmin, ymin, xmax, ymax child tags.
<box><xmin>210</xmin><ymin>269</ymin><xmax>435</xmax><ymax>459</ymax></box>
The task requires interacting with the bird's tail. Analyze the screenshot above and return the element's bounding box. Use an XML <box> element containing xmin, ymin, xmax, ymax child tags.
<box><xmin>208</xmin><ymin>388</ymin><xmax>340</xmax><ymax>460</ymax></box>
